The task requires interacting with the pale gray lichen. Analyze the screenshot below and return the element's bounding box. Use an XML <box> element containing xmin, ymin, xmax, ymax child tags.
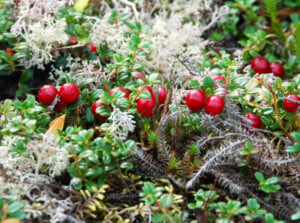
<box><xmin>108</xmin><ymin>106</ymin><xmax>136</xmax><ymax>141</ymax></box>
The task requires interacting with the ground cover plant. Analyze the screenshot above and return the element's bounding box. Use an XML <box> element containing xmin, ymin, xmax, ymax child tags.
<box><xmin>0</xmin><ymin>0</ymin><xmax>299</xmax><ymax>222</ymax></box>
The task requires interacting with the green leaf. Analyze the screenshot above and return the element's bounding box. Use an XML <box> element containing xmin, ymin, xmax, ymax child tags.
<box><xmin>189</xmin><ymin>80</ymin><xmax>200</xmax><ymax>89</ymax></box>
<box><xmin>142</xmin><ymin>182</ymin><xmax>156</xmax><ymax>195</ymax></box>
<box><xmin>265</xmin><ymin>177</ymin><xmax>279</xmax><ymax>185</ymax></box>
<box><xmin>74</xmin><ymin>24</ymin><xmax>85</xmax><ymax>35</ymax></box>
<box><xmin>141</xmin><ymin>40</ymin><xmax>152</xmax><ymax>49</ymax></box>
<box><xmin>255</xmin><ymin>172</ymin><xmax>265</xmax><ymax>182</ymax></box>
<box><xmin>119</xmin><ymin>13</ymin><xmax>130</xmax><ymax>21</ymax></box>
<box><xmin>203</xmin><ymin>76</ymin><xmax>214</xmax><ymax>89</ymax></box>
<box><xmin>96</xmin><ymin>106</ymin><xmax>111</xmax><ymax>117</ymax></box>
<box><xmin>132</xmin><ymin>63</ymin><xmax>144</xmax><ymax>70</ymax></box>
<box><xmin>116</xmin><ymin>98</ymin><xmax>129</xmax><ymax>109</ymax></box>
<box><xmin>138</xmin><ymin>90</ymin><xmax>151</xmax><ymax>99</ymax></box>
<box><xmin>120</xmin><ymin>161</ymin><xmax>133</xmax><ymax>169</ymax></box>
<box><xmin>286</xmin><ymin>144</ymin><xmax>300</xmax><ymax>153</ymax></box>
<box><xmin>293</xmin><ymin>132</ymin><xmax>300</xmax><ymax>142</ymax></box>
<box><xmin>263</xmin><ymin>107</ymin><xmax>274</xmax><ymax>115</ymax></box>
<box><xmin>291</xmin><ymin>211</ymin><xmax>300</xmax><ymax>221</ymax></box>
<box><xmin>149</xmin><ymin>73</ymin><xmax>159</xmax><ymax>82</ymax></box>
<box><xmin>245</xmin><ymin>141</ymin><xmax>253</xmax><ymax>150</ymax></box>
<box><xmin>247</xmin><ymin>198</ymin><xmax>260</xmax><ymax>211</ymax></box>
<box><xmin>7</xmin><ymin>202</ymin><xmax>25</xmax><ymax>214</ymax></box>
<box><xmin>85</xmin><ymin>107</ymin><xmax>95</xmax><ymax>123</ymax></box>
<box><xmin>125</xmin><ymin>140</ymin><xmax>135</xmax><ymax>149</ymax></box>
<box><xmin>160</xmin><ymin>194</ymin><xmax>173</xmax><ymax>208</ymax></box>
<box><xmin>152</xmin><ymin>214</ymin><xmax>166</xmax><ymax>223</ymax></box>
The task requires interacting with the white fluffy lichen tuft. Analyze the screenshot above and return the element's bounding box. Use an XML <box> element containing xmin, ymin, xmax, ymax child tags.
<box><xmin>12</xmin><ymin>16</ymin><xmax>69</xmax><ymax>69</ymax></box>
<box><xmin>0</xmin><ymin>134</ymin><xmax>70</xmax><ymax>200</ymax></box>
<box><xmin>107</xmin><ymin>106</ymin><xmax>136</xmax><ymax>141</ymax></box>
<box><xmin>10</xmin><ymin>0</ymin><xmax>70</xmax><ymax>69</ymax></box>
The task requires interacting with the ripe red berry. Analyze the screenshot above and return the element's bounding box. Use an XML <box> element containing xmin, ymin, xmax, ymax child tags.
<box><xmin>136</xmin><ymin>87</ymin><xmax>156</xmax><ymax>117</ymax></box>
<box><xmin>136</xmin><ymin>97</ymin><xmax>156</xmax><ymax>117</ymax></box>
<box><xmin>53</xmin><ymin>99</ymin><xmax>67</xmax><ymax>112</ymax></box>
<box><xmin>38</xmin><ymin>85</ymin><xmax>58</xmax><ymax>105</ymax></box>
<box><xmin>109</xmin><ymin>87</ymin><xmax>130</xmax><ymax>99</ymax></box>
<box><xmin>212</xmin><ymin>75</ymin><xmax>226</xmax><ymax>88</ymax></box>
<box><xmin>70</xmin><ymin>38</ymin><xmax>77</xmax><ymax>44</ymax></box>
<box><xmin>59</xmin><ymin>83</ymin><xmax>80</xmax><ymax>103</ymax></box>
<box><xmin>250</xmin><ymin>57</ymin><xmax>270</xmax><ymax>74</ymax></box>
<box><xmin>243</xmin><ymin>113</ymin><xmax>262</xmax><ymax>129</ymax></box>
<box><xmin>85</xmin><ymin>42</ymin><xmax>97</xmax><ymax>52</ymax></box>
<box><xmin>283</xmin><ymin>94</ymin><xmax>300</xmax><ymax>113</ymax></box>
<box><xmin>186</xmin><ymin>89</ymin><xmax>206</xmax><ymax>112</ymax></box>
<box><xmin>205</xmin><ymin>95</ymin><xmax>225</xmax><ymax>116</ymax></box>
<box><xmin>158</xmin><ymin>86</ymin><xmax>167</xmax><ymax>105</ymax></box>
<box><xmin>92</xmin><ymin>101</ymin><xmax>111</xmax><ymax>119</ymax></box>
<box><xmin>270</xmin><ymin>62</ymin><xmax>284</xmax><ymax>78</ymax></box>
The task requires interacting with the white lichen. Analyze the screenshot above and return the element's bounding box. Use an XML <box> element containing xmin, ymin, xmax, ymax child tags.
<box><xmin>108</xmin><ymin>106</ymin><xmax>136</xmax><ymax>141</ymax></box>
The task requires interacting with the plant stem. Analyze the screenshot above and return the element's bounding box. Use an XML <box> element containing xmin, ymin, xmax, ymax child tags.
<box><xmin>156</xmin><ymin>201</ymin><xmax>174</xmax><ymax>223</ymax></box>
<box><xmin>271</xmin><ymin>90</ymin><xmax>293</xmax><ymax>142</ymax></box>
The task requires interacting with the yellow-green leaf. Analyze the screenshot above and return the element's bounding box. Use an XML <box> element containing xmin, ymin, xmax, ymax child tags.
<box><xmin>74</xmin><ymin>0</ymin><xmax>90</xmax><ymax>12</ymax></box>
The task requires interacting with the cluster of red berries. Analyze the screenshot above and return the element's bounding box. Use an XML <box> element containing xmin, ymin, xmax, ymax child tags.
<box><xmin>251</xmin><ymin>56</ymin><xmax>299</xmax><ymax>113</ymax></box>
<box><xmin>69</xmin><ymin>38</ymin><xmax>97</xmax><ymax>53</ymax></box>
<box><xmin>91</xmin><ymin>86</ymin><xmax>167</xmax><ymax>119</ymax></box>
<box><xmin>186</xmin><ymin>89</ymin><xmax>225</xmax><ymax>116</ymax></box>
<box><xmin>185</xmin><ymin>88</ymin><xmax>264</xmax><ymax>129</ymax></box>
<box><xmin>250</xmin><ymin>56</ymin><xmax>284</xmax><ymax>78</ymax></box>
<box><xmin>38</xmin><ymin>83</ymin><xmax>80</xmax><ymax>112</ymax></box>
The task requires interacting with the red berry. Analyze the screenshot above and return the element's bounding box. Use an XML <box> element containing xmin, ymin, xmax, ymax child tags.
<box><xmin>283</xmin><ymin>94</ymin><xmax>300</xmax><ymax>113</ymax></box>
<box><xmin>251</xmin><ymin>57</ymin><xmax>270</xmax><ymax>74</ymax></box>
<box><xmin>243</xmin><ymin>113</ymin><xmax>262</xmax><ymax>129</ymax></box>
<box><xmin>38</xmin><ymin>85</ymin><xmax>58</xmax><ymax>105</ymax></box>
<box><xmin>205</xmin><ymin>95</ymin><xmax>225</xmax><ymax>116</ymax></box>
<box><xmin>212</xmin><ymin>75</ymin><xmax>226</xmax><ymax>88</ymax></box>
<box><xmin>59</xmin><ymin>83</ymin><xmax>80</xmax><ymax>103</ymax></box>
<box><xmin>136</xmin><ymin>97</ymin><xmax>156</xmax><ymax>117</ymax></box>
<box><xmin>70</xmin><ymin>38</ymin><xmax>77</xmax><ymax>44</ymax></box>
<box><xmin>85</xmin><ymin>42</ymin><xmax>97</xmax><ymax>52</ymax></box>
<box><xmin>53</xmin><ymin>99</ymin><xmax>67</xmax><ymax>112</ymax></box>
<box><xmin>92</xmin><ymin>101</ymin><xmax>111</xmax><ymax>119</ymax></box>
<box><xmin>186</xmin><ymin>89</ymin><xmax>206</xmax><ymax>112</ymax></box>
<box><xmin>158</xmin><ymin>86</ymin><xmax>167</xmax><ymax>105</ymax></box>
<box><xmin>109</xmin><ymin>87</ymin><xmax>130</xmax><ymax>99</ymax></box>
<box><xmin>136</xmin><ymin>87</ymin><xmax>156</xmax><ymax>117</ymax></box>
<box><xmin>270</xmin><ymin>62</ymin><xmax>284</xmax><ymax>78</ymax></box>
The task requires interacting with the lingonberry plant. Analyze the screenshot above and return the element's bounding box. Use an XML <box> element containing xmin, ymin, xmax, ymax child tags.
<box><xmin>0</xmin><ymin>1</ymin><xmax>299</xmax><ymax>223</ymax></box>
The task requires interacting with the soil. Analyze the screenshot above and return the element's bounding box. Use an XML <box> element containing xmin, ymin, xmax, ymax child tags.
<box><xmin>0</xmin><ymin>67</ymin><xmax>51</xmax><ymax>100</ymax></box>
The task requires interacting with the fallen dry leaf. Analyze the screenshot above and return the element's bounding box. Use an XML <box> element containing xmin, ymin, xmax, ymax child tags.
<box><xmin>46</xmin><ymin>114</ymin><xmax>66</xmax><ymax>137</ymax></box>
<box><xmin>2</xmin><ymin>218</ymin><xmax>21</xmax><ymax>223</ymax></box>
